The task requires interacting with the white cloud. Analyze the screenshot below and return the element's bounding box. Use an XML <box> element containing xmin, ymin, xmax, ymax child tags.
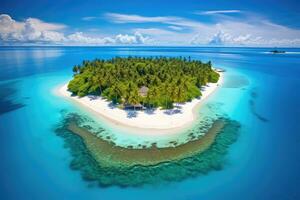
<box><xmin>24</xmin><ymin>17</ymin><xmax>66</xmax><ymax>31</ymax></box>
<box><xmin>81</xmin><ymin>16</ymin><xmax>97</xmax><ymax>21</ymax></box>
<box><xmin>133</xmin><ymin>32</ymin><xmax>148</xmax><ymax>43</ymax></box>
<box><xmin>106</xmin><ymin>12</ymin><xmax>300</xmax><ymax>46</ymax></box>
<box><xmin>133</xmin><ymin>28</ymin><xmax>188</xmax><ymax>45</ymax></box>
<box><xmin>0</xmin><ymin>14</ymin><xmax>66</xmax><ymax>43</ymax></box>
<box><xmin>204</xmin><ymin>30</ymin><xmax>254</xmax><ymax>45</ymax></box>
<box><xmin>115</xmin><ymin>32</ymin><xmax>149</xmax><ymax>44</ymax></box>
<box><xmin>105</xmin><ymin>12</ymin><xmax>204</xmax><ymax>29</ymax></box>
<box><xmin>105</xmin><ymin>13</ymin><xmax>177</xmax><ymax>24</ymax></box>
<box><xmin>197</xmin><ymin>10</ymin><xmax>241</xmax><ymax>15</ymax></box>
<box><xmin>1</xmin><ymin>13</ymin><xmax>300</xmax><ymax>47</ymax></box>
<box><xmin>67</xmin><ymin>32</ymin><xmax>105</xmax><ymax>44</ymax></box>
<box><xmin>168</xmin><ymin>26</ymin><xmax>183</xmax><ymax>31</ymax></box>
<box><xmin>191</xmin><ymin>29</ymin><xmax>300</xmax><ymax>46</ymax></box>
<box><xmin>0</xmin><ymin>14</ymin><xmax>150</xmax><ymax>45</ymax></box>
<box><xmin>208</xmin><ymin>31</ymin><xmax>231</xmax><ymax>45</ymax></box>
<box><xmin>134</xmin><ymin>28</ymin><xmax>176</xmax><ymax>35</ymax></box>
<box><xmin>39</xmin><ymin>31</ymin><xmax>65</xmax><ymax>42</ymax></box>
<box><xmin>66</xmin><ymin>32</ymin><xmax>149</xmax><ymax>45</ymax></box>
<box><xmin>0</xmin><ymin>14</ymin><xmax>25</xmax><ymax>35</ymax></box>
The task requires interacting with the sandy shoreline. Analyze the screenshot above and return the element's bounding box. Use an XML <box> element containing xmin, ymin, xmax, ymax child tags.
<box><xmin>55</xmin><ymin>71</ymin><xmax>223</xmax><ymax>133</ymax></box>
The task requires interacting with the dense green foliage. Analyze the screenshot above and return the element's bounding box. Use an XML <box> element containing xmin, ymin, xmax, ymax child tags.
<box><xmin>68</xmin><ymin>57</ymin><xmax>219</xmax><ymax>109</ymax></box>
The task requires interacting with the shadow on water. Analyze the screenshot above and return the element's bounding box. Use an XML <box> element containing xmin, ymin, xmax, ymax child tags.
<box><xmin>0</xmin><ymin>82</ymin><xmax>26</xmax><ymax>115</ymax></box>
<box><xmin>249</xmin><ymin>89</ymin><xmax>269</xmax><ymax>122</ymax></box>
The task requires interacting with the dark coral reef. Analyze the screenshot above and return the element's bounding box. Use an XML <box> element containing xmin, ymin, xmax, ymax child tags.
<box><xmin>55</xmin><ymin>112</ymin><xmax>240</xmax><ymax>187</ymax></box>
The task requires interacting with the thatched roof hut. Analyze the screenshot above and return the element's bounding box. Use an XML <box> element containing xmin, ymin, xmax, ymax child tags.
<box><xmin>138</xmin><ymin>86</ymin><xmax>149</xmax><ymax>97</ymax></box>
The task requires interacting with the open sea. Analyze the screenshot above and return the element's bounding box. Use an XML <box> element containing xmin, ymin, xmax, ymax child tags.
<box><xmin>0</xmin><ymin>46</ymin><xmax>299</xmax><ymax>200</ymax></box>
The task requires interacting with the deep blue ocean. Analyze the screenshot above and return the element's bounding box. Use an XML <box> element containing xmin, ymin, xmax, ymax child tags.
<box><xmin>0</xmin><ymin>47</ymin><xmax>299</xmax><ymax>200</ymax></box>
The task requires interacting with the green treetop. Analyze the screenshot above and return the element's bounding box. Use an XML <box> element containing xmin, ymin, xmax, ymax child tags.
<box><xmin>68</xmin><ymin>56</ymin><xmax>219</xmax><ymax>109</ymax></box>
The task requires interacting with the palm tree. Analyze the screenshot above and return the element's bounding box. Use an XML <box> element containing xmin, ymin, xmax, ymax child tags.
<box><xmin>72</xmin><ymin>65</ymin><xmax>78</xmax><ymax>74</ymax></box>
<box><xmin>96</xmin><ymin>70</ymin><xmax>106</xmax><ymax>94</ymax></box>
<box><xmin>67</xmin><ymin>56</ymin><xmax>218</xmax><ymax>109</ymax></box>
<box><xmin>147</xmin><ymin>86</ymin><xmax>159</xmax><ymax>108</ymax></box>
<box><xmin>107</xmin><ymin>84</ymin><xmax>119</xmax><ymax>103</ymax></box>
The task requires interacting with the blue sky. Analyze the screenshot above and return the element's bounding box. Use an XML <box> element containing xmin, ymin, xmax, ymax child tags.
<box><xmin>1</xmin><ymin>0</ymin><xmax>300</xmax><ymax>46</ymax></box>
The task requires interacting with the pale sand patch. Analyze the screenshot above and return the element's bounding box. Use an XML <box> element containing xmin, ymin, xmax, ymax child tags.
<box><xmin>55</xmin><ymin>71</ymin><xmax>223</xmax><ymax>134</ymax></box>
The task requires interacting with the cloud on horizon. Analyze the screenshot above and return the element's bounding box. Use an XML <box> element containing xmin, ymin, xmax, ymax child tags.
<box><xmin>1</xmin><ymin>12</ymin><xmax>300</xmax><ymax>47</ymax></box>
<box><xmin>0</xmin><ymin>14</ymin><xmax>150</xmax><ymax>45</ymax></box>
<box><xmin>106</xmin><ymin>12</ymin><xmax>300</xmax><ymax>46</ymax></box>
<box><xmin>105</xmin><ymin>13</ymin><xmax>178</xmax><ymax>24</ymax></box>
<box><xmin>196</xmin><ymin>10</ymin><xmax>242</xmax><ymax>15</ymax></box>
<box><xmin>81</xmin><ymin>16</ymin><xmax>97</xmax><ymax>21</ymax></box>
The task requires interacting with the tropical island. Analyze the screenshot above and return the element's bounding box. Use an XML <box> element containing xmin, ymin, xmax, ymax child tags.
<box><xmin>270</xmin><ymin>49</ymin><xmax>286</xmax><ymax>54</ymax></box>
<box><xmin>57</xmin><ymin>57</ymin><xmax>222</xmax><ymax>131</ymax></box>
<box><xmin>55</xmin><ymin>57</ymin><xmax>233</xmax><ymax>186</ymax></box>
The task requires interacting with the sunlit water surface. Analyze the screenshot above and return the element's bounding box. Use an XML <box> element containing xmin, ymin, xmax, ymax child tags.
<box><xmin>0</xmin><ymin>47</ymin><xmax>299</xmax><ymax>199</ymax></box>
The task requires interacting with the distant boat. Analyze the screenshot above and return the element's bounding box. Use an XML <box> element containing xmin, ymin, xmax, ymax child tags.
<box><xmin>270</xmin><ymin>49</ymin><xmax>286</xmax><ymax>54</ymax></box>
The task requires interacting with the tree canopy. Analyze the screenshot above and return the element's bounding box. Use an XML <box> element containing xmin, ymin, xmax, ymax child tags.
<box><xmin>68</xmin><ymin>56</ymin><xmax>219</xmax><ymax>109</ymax></box>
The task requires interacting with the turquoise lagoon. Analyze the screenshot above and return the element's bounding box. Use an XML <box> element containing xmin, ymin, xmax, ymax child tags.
<box><xmin>0</xmin><ymin>47</ymin><xmax>299</xmax><ymax>199</ymax></box>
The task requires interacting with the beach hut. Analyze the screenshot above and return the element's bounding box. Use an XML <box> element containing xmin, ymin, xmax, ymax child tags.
<box><xmin>123</xmin><ymin>86</ymin><xmax>148</xmax><ymax>110</ymax></box>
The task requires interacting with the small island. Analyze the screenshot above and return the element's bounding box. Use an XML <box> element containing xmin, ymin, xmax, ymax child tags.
<box><xmin>57</xmin><ymin>56</ymin><xmax>222</xmax><ymax>132</ymax></box>
<box><xmin>55</xmin><ymin>57</ymin><xmax>234</xmax><ymax>186</ymax></box>
<box><xmin>270</xmin><ymin>49</ymin><xmax>286</xmax><ymax>54</ymax></box>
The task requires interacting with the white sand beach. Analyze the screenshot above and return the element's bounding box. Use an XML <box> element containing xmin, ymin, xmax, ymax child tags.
<box><xmin>56</xmin><ymin>71</ymin><xmax>223</xmax><ymax>132</ymax></box>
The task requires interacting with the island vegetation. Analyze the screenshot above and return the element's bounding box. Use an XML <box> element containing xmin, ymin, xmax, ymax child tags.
<box><xmin>68</xmin><ymin>57</ymin><xmax>219</xmax><ymax>109</ymax></box>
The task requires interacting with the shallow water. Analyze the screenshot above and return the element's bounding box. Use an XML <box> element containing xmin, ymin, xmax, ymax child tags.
<box><xmin>0</xmin><ymin>47</ymin><xmax>299</xmax><ymax>199</ymax></box>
